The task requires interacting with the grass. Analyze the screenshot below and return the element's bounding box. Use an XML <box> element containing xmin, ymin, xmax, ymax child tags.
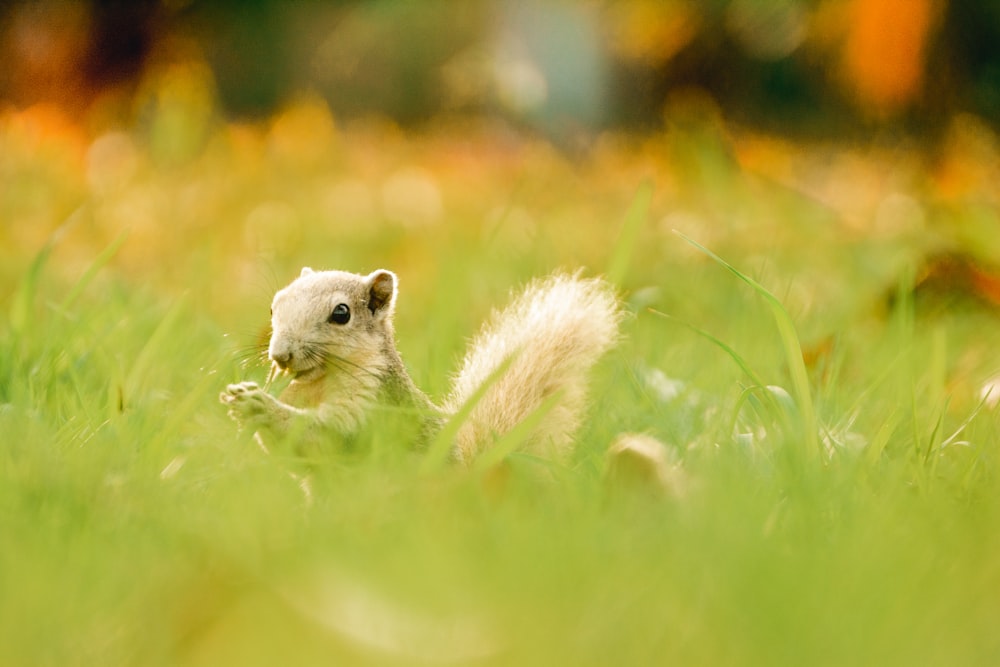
<box><xmin>2</xmin><ymin>100</ymin><xmax>1000</xmax><ymax>666</ymax></box>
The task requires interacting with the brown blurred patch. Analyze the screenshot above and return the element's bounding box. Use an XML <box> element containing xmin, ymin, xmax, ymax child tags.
<box><xmin>898</xmin><ymin>253</ymin><xmax>1000</xmax><ymax>311</ymax></box>
<box><xmin>0</xmin><ymin>1</ymin><xmax>161</xmax><ymax>114</ymax></box>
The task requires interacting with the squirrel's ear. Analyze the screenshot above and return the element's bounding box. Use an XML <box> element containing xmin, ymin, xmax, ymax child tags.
<box><xmin>300</xmin><ymin>267</ymin><xmax>315</xmax><ymax>277</ymax></box>
<box><xmin>366</xmin><ymin>270</ymin><xmax>397</xmax><ymax>318</ymax></box>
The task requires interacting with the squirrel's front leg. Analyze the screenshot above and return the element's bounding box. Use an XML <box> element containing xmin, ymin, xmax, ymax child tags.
<box><xmin>220</xmin><ymin>381</ymin><xmax>316</xmax><ymax>439</ymax></box>
<box><xmin>220</xmin><ymin>381</ymin><xmax>365</xmax><ymax>448</ymax></box>
<box><xmin>220</xmin><ymin>382</ymin><xmax>318</xmax><ymax>503</ymax></box>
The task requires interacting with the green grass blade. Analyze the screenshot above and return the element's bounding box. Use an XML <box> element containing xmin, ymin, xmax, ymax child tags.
<box><xmin>649</xmin><ymin>309</ymin><xmax>770</xmax><ymax>391</ymax></box>
<box><xmin>10</xmin><ymin>240</ymin><xmax>56</xmax><ymax>335</ymax></box>
<box><xmin>420</xmin><ymin>353</ymin><xmax>517</xmax><ymax>473</ymax></box>
<box><xmin>9</xmin><ymin>208</ymin><xmax>84</xmax><ymax>334</ymax></box>
<box><xmin>938</xmin><ymin>392</ymin><xmax>991</xmax><ymax>452</ymax></box>
<box><xmin>673</xmin><ymin>231</ymin><xmax>820</xmax><ymax>459</ymax></box>
<box><xmin>145</xmin><ymin>360</ymin><xmax>229</xmax><ymax>453</ymax></box>
<box><xmin>607</xmin><ymin>180</ymin><xmax>652</xmax><ymax>287</ymax></box>
<box><xmin>470</xmin><ymin>389</ymin><xmax>564</xmax><ymax>474</ymax></box>
<box><xmin>59</xmin><ymin>230</ymin><xmax>129</xmax><ymax>312</ymax></box>
<box><xmin>732</xmin><ymin>385</ymin><xmax>795</xmax><ymax>440</ymax></box>
<box><xmin>124</xmin><ymin>293</ymin><xmax>189</xmax><ymax>405</ymax></box>
<box><xmin>835</xmin><ymin>351</ymin><xmax>905</xmax><ymax>435</ymax></box>
<box><xmin>923</xmin><ymin>398</ymin><xmax>949</xmax><ymax>463</ymax></box>
<box><xmin>650</xmin><ymin>309</ymin><xmax>796</xmax><ymax>440</ymax></box>
<box><xmin>866</xmin><ymin>411</ymin><xmax>900</xmax><ymax>465</ymax></box>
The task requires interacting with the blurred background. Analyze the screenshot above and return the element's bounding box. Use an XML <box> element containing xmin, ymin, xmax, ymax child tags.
<box><xmin>7</xmin><ymin>6</ymin><xmax>1000</xmax><ymax>667</ymax></box>
<box><xmin>2</xmin><ymin>0</ymin><xmax>1000</xmax><ymax>315</ymax></box>
<box><xmin>2</xmin><ymin>0</ymin><xmax>998</xmax><ymax>140</ymax></box>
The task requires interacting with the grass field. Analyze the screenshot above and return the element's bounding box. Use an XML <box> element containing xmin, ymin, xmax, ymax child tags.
<box><xmin>2</xmin><ymin>100</ymin><xmax>1000</xmax><ymax>666</ymax></box>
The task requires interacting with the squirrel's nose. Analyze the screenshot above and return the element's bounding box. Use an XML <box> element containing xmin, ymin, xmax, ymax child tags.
<box><xmin>267</xmin><ymin>345</ymin><xmax>292</xmax><ymax>370</ymax></box>
<box><xmin>270</xmin><ymin>349</ymin><xmax>292</xmax><ymax>369</ymax></box>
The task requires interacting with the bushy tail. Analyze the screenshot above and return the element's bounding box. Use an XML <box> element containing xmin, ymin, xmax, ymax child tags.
<box><xmin>444</xmin><ymin>272</ymin><xmax>622</xmax><ymax>464</ymax></box>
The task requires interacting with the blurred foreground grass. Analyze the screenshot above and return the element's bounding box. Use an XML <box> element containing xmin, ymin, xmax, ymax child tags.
<box><xmin>2</xmin><ymin>99</ymin><xmax>1000</xmax><ymax>666</ymax></box>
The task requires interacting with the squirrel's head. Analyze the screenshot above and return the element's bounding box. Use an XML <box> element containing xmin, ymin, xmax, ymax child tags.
<box><xmin>268</xmin><ymin>268</ymin><xmax>397</xmax><ymax>381</ymax></box>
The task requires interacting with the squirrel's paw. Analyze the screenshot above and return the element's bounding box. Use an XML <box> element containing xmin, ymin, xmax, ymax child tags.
<box><xmin>220</xmin><ymin>381</ymin><xmax>275</xmax><ymax>427</ymax></box>
<box><xmin>220</xmin><ymin>381</ymin><xmax>259</xmax><ymax>401</ymax></box>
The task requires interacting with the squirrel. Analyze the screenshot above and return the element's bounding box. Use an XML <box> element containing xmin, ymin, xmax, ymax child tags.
<box><xmin>219</xmin><ymin>267</ymin><xmax>622</xmax><ymax>464</ymax></box>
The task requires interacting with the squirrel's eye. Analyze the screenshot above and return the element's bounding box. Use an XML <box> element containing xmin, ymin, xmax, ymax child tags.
<box><xmin>328</xmin><ymin>303</ymin><xmax>350</xmax><ymax>325</ymax></box>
